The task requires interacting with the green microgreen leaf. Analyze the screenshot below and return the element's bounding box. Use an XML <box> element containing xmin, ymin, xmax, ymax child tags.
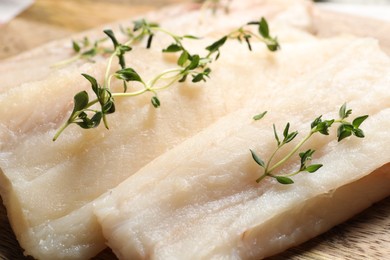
<box><xmin>76</xmin><ymin>111</ymin><xmax>102</xmax><ymax>129</ymax></box>
<box><xmin>352</xmin><ymin>128</ymin><xmax>365</xmax><ymax>138</ymax></box>
<box><xmin>337</xmin><ymin>124</ymin><xmax>352</xmax><ymax>142</ymax></box>
<box><xmin>275</xmin><ymin>176</ymin><xmax>294</xmax><ymax>185</ymax></box>
<box><xmin>273</xmin><ymin>124</ymin><xmax>280</xmax><ymax>146</ymax></box>
<box><xmin>81</xmin><ymin>73</ymin><xmax>99</xmax><ymax>94</ymax></box>
<box><xmin>250</xmin><ymin>149</ymin><xmax>265</xmax><ymax>168</ymax></box>
<box><xmin>299</xmin><ymin>149</ymin><xmax>315</xmax><ymax>168</ymax></box>
<box><xmin>258</xmin><ymin>17</ymin><xmax>270</xmax><ymax>38</ymax></box>
<box><xmin>283</xmin><ymin>123</ymin><xmax>290</xmax><ymax>139</ymax></box>
<box><xmin>285</xmin><ymin>131</ymin><xmax>298</xmax><ymax>144</ymax></box>
<box><xmin>151</xmin><ymin>96</ymin><xmax>161</xmax><ymax>108</ymax></box>
<box><xmin>251</xmin><ymin>103</ymin><xmax>367</xmax><ymax>185</ymax></box>
<box><xmin>339</xmin><ymin>103</ymin><xmax>352</xmax><ymax>119</ymax></box>
<box><xmin>306</xmin><ymin>164</ymin><xmax>323</xmax><ymax>173</ymax></box>
<box><xmin>311</xmin><ymin>115</ymin><xmax>322</xmax><ymax>129</ymax></box>
<box><xmin>71</xmin><ymin>91</ymin><xmax>89</xmax><ymax>116</ymax></box>
<box><xmin>206</xmin><ymin>36</ymin><xmax>227</xmax><ymax>53</ymax></box>
<box><xmin>253</xmin><ymin>111</ymin><xmax>267</xmax><ymax>121</ymax></box>
<box><xmin>104</xmin><ymin>29</ymin><xmax>119</xmax><ymax>48</ymax></box>
<box><xmin>178</xmin><ymin>51</ymin><xmax>189</xmax><ymax>66</ymax></box>
<box><xmin>352</xmin><ymin>115</ymin><xmax>369</xmax><ymax>128</ymax></box>
<box><xmin>187</xmin><ymin>55</ymin><xmax>200</xmax><ymax>70</ymax></box>
<box><xmin>115</xmin><ymin>68</ymin><xmax>142</xmax><ymax>82</ymax></box>
<box><xmin>163</xmin><ymin>44</ymin><xmax>182</xmax><ymax>53</ymax></box>
<box><xmin>72</xmin><ymin>40</ymin><xmax>81</xmax><ymax>53</ymax></box>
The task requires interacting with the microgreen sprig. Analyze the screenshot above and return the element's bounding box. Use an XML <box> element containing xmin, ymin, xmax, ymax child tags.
<box><xmin>52</xmin><ymin>37</ymin><xmax>111</xmax><ymax>68</ymax></box>
<box><xmin>53</xmin><ymin>17</ymin><xmax>280</xmax><ymax>141</ymax></box>
<box><xmin>196</xmin><ymin>0</ymin><xmax>232</xmax><ymax>14</ymax></box>
<box><xmin>250</xmin><ymin>103</ymin><xmax>368</xmax><ymax>184</ymax></box>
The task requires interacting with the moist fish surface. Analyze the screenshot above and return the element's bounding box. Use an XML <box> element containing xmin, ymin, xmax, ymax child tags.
<box><xmin>0</xmin><ymin>1</ymin><xmax>324</xmax><ymax>258</ymax></box>
<box><xmin>93</xmin><ymin>38</ymin><xmax>390</xmax><ymax>259</ymax></box>
<box><xmin>0</xmin><ymin>0</ymin><xmax>313</xmax><ymax>94</ymax></box>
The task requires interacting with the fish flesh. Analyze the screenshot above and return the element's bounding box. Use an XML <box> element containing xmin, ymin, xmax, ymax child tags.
<box><xmin>93</xmin><ymin>38</ymin><xmax>390</xmax><ymax>259</ymax></box>
<box><xmin>0</xmin><ymin>0</ymin><xmax>313</xmax><ymax>94</ymax></box>
<box><xmin>0</xmin><ymin>1</ymin><xmax>324</xmax><ymax>258</ymax></box>
<box><xmin>0</xmin><ymin>35</ymin><xmax>346</xmax><ymax>259</ymax></box>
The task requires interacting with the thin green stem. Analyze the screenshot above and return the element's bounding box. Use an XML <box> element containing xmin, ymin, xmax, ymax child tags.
<box><xmin>151</xmin><ymin>74</ymin><xmax>184</xmax><ymax>91</ymax></box>
<box><xmin>112</xmin><ymin>87</ymin><xmax>148</xmax><ymax>98</ymax></box>
<box><xmin>147</xmin><ymin>68</ymin><xmax>183</xmax><ymax>87</ymax></box>
<box><xmin>268</xmin><ymin>132</ymin><xmax>314</xmax><ymax>173</ymax></box>
<box><xmin>51</xmin><ymin>54</ymin><xmax>81</xmax><ymax>68</ymax></box>
<box><xmin>52</xmin><ymin>122</ymin><xmax>71</xmax><ymax>141</ymax></box>
<box><xmin>104</xmin><ymin>53</ymin><xmax>116</xmax><ymax>88</ymax></box>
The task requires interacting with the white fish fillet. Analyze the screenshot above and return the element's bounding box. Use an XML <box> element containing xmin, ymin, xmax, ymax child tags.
<box><xmin>0</xmin><ymin>1</ymin><xmax>324</xmax><ymax>258</ymax></box>
<box><xmin>93</xmin><ymin>39</ymin><xmax>390</xmax><ymax>259</ymax></box>
<box><xmin>0</xmin><ymin>0</ymin><xmax>313</xmax><ymax>94</ymax></box>
<box><xmin>0</xmin><ymin>35</ymin><xmax>345</xmax><ymax>259</ymax></box>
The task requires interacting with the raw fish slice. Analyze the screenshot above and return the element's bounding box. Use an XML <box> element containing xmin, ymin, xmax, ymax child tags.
<box><xmin>0</xmin><ymin>0</ymin><xmax>313</xmax><ymax>94</ymax></box>
<box><xmin>93</xmin><ymin>39</ymin><xmax>390</xmax><ymax>259</ymax></box>
<box><xmin>1</xmin><ymin>33</ymin><xmax>347</xmax><ymax>259</ymax></box>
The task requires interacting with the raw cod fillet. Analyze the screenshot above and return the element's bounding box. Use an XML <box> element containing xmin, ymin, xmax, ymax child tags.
<box><xmin>0</xmin><ymin>0</ymin><xmax>313</xmax><ymax>94</ymax></box>
<box><xmin>93</xmin><ymin>38</ymin><xmax>390</xmax><ymax>259</ymax></box>
<box><xmin>0</xmin><ymin>1</ymin><xmax>326</xmax><ymax>258</ymax></box>
<box><xmin>0</xmin><ymin>35</ymin><xmax>342</xmax><ymax>259</ymax></box>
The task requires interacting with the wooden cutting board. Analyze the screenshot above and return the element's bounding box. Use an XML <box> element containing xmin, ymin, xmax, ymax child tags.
<box><xmin>0</xmin><ymin>1</ymin><xmax>389</xmax><ymax>259</ymax></box>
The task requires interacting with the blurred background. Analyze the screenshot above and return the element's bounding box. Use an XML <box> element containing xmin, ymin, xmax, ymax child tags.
<box><xmin>0</xmin><ymin>0</ymin><xmax>390</xmax><ymax>59</ymax></box>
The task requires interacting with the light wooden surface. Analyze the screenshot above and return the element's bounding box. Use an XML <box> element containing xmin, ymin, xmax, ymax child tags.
<box><xmin>0</xmin><ymin>1</ymin><xmax>389</xmax><ymax>259</ymax></box>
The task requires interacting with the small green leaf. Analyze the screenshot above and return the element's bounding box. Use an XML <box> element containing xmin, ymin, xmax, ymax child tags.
<box><xmin>178</xmin><ymin>51</ymin><xmax>189</xmax><ymax>66</ymax></box>
<box><xmin>283</xmin><ymin>123</ymin><xmax>290</xmax><ymax>139</ymax></box>
<box><xmin>306</xmin><ymin>164</ymin><xmax>323</xmax><ymax>173</ymax></box>
<box><xmin>352</xmin><ymin>115</ymin><xmax>369</xmax><ymax>128</ymax></box>
<box><xmin>102</xmin><ymin>99</ymin><xmax>115</xmax><ymax>114</ymax></box>
<box><xmin>187</xmin><ymin>55</ymin><xmax>200</xmax><ymax>70</ymax></box>
<box><xmin>259</xmin><ymin>17</ymin><xmax>270</xmax><ymax>38</ymax></box>
<box><xmin>133</xmin><ymin>19</ymin><xmax>145</xmax><ymax>31</ymax></box>
<box><xmin>119</xmin><ymin>45</ymin><xmax>132</xmax><ymax>52</ymax></box>
<box><xmin>253</xmin><ymin>111</ymin><xmax>267</xmax><ymax>121</ymax></box>
<box><xmin>315</xmin><ymin>120</ymin><xmax>334</xmax><ymax>135</ymax></box>
<box><xmin>273</xmin><ymin>124</ymin><xmax>280</xmax><ymax>146</ymax></box>
<box><xmin>337</xmin><ymin>125</ymin><xmax>352</xmax><ymax>142</ymax></box>
<box><xmin>71</xmin><ymin>91</ymin><xmax>89</xmax><ymax>115</ymax></box>
<box><xmin>76</xmin><ymin>112</ymin><xmax>102</xmax><ymax>129</ymax></box>
<box><xmin>311</xmin><ymin>115</ymin><xmax>322</xmax><ymax>129</ymax></box>
<box><xmin>151</xmin><ymin>96</ymin><xmax>160</xmax><ymax>108</ymax></box>
<box><xmin>299</xmin><ymin>149</ymin><xmax>316</xmax><ymax>170</ymax></box>
<box><xmin>192</xmin><ymin>73</ymin><xmax>206</xmax><ymax>83</ymax></box>
<box><xmin>206</xmin><ymin>36</ymin><xmax>227</xmax><ymax>53</ymax></box>
<box><xmin>178</xmin><ymin>74</ymin><xmax>188</xmax><ymax>83</ymax></box>
<box><xmin>162</xmin><ymin>44</ymin><xmax>182</xmax><ymax>53</ymax></box>
<box><xmin>265</xmin><ymin>39</ymin><xmax>280</xmax><ymax>52</ymax></box>
<box><xmin>72</xmin><ymin>40</ymin><xmax>80</xmax><ymax>53</ymax></box>
<box><xmin>81</xmin><ymin>73</ymin><xmax>99</xmax><ymax>94</ymax></box>
<box><xmin>250</xmin><ymin>149</ymin><xmax>265</xmax><ymax>168</ymax></box>
<box><xmin>353</xmin><ymin>128</ymin><xmax>365</xmax><ymax>138</ymax></box>
<box><xmin>285</xmin><ymin>131</ymin><xmax>298</xmax><ymax>143</ymax></box>
<box><xmin>90</xmin><ymin>112</ymin><xmax>103</xmax><ymax>127</ymax></box>
<box><xmin>275</xmin><ymin>176</ymin><xmax>294</xmax><ymax>185</ymax></box>
<box><xmin>116</xmin><ymin>68</ymin><xmax>142</xmax><ymax>82</ymax></box>
<box><xmin>339</xmin><ymin>103</ymin><xmax>352</xmax><ymax>119</ymax></box>
<box><xmin>104</xmin><ymin>29</ymin><xmax>119</xmax><ymax>47</ymax></box>
<box><xmin>81</xmin><ymin>48</ymin><xmax>97</xmax><ymax>57</ymax></box>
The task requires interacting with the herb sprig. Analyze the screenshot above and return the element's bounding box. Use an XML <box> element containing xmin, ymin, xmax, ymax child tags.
<box><xmin>53</xmin><ymin>17</ymin><xmax>279</xmax><ymax>141</ymax></box>
<box><xmin>250</xmin><ymin>103</ymin><xmax>368</xmax><ymax>184</ymax></box>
